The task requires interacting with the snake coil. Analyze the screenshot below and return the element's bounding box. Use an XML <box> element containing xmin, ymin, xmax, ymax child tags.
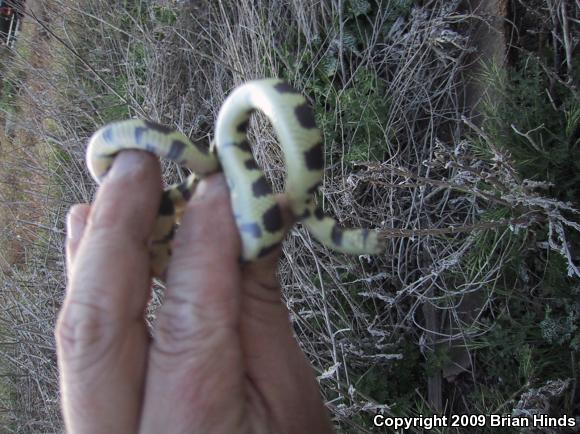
<box><xmin>87</xmin><ymin>79</ymin><xmax>384</xmax><ymax>278</ymax></box>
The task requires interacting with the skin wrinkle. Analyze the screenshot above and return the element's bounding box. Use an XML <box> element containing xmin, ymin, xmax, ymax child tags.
<box><xmin>152</xmin><ymin>307</ymin><xmax>239</xmax><ymax>363</ymax></box>
<box><xmin>60</xmin><ymin>267</ymin><xmax>148</xmax><ymax>354</ymax></box>
<box><xmin>167</xmin><ymin>252</ymin><xmax>238</xmax><ymax>292</ymax></box>
<box><xmin>160</xmin><ymin>285</ymin><xmax>239</xmax><ymax>324</ymax></box>
<box><xmin>242</xmin><ymin>279</ymin><xmax>284</xmax><ymax>307</ymax></box>
<box><xmin>77</xmin><ymin>225</ymin><xmax>151</xmax><ymax>262</ymax></box>
<box><xmin>56</xmin><ymin>303</ymin><xmax>123</xmax><ymax>374</ymax></box>
<box><xmin>59</xmin><ymin>319</ymin><xmax>148</xmax><ymax>432</ymax></box>
<box><xmin>149</xmin><ymin>328</ymin><xmax>240</xmax><ymax>384</ymax></box>
<box><xmin>57</xmin><ymin>283</ymin><xmax>150</xmax><ymax>382</ymax></box>
<box><xmin>243</xmin><ymin>376</ymin><xmax>275</xmax><ymax>434</ymax></box>
<box><xmin>62</xmin><ymin>326</ymin><xmax>146</xmax><ymax>390</ymax></box>
<box><xmin>143</xmin><ymin>338</ymin><xmax>247</xmax><ymax>433</ymax></box>
<box><xmin>164</xmin><ymin>266</ymin><xmax>240</xmax><ymax>330</ymax></box>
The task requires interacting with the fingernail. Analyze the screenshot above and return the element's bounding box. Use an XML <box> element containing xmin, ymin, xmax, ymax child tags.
<box><xmin>67</xmin><ymin>207</ymin><xmax>86</xmax><ymax>241</ymax></box>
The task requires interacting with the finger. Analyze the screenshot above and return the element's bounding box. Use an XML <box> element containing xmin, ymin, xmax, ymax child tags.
<box><xmin>56</xmin><ymin>150</ymin><xmax>161</xmax><ymax>434</ymax></box>
<box><xmin>141</xmin><ymin>173</ymin><xmax>246</xmax><ymax>433</ymax></box>
<box><xmin>64</xmin><ymin>150</ymin><xmax>161</xmax><ymax>314</ymax></box>
<box><xmin>164</xmin><ymin>173</ymin><xmax>242</xmax><ymax>329</ymax></box>
<box><xmin>239</xmin><ymin>196</ymin><xmax>333</xmax><ymax>433</ymax></box>
<box><xmin>65</xmin><ymin>203</ymin><xmax>91</xmax><ymax>282</ymax></box>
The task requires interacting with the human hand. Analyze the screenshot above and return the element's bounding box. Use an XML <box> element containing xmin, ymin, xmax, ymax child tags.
<box><xmin>57</xmin><ymin>150</ymin><xmax>334</xmax><ymax>434</ymax></box>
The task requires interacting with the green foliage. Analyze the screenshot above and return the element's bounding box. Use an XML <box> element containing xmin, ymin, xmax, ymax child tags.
<box><xmin>278</xmin><ymin>54</ymin><xmax>391</xmax><ymax>164</ymax></box>
<box><xmin>355</xmin><ymin>340</ymin><xmax>422</xmax><ymax>414</ymax></box>
<box><xmin>302</xmin><ymin>66</ymin><xmax>390</xmax><ymax>164</ymax></box>
<box><xmin>463</xmin><ymin>218</ymin><xmax>516</xmax><ymax>278</ymax></box>
<box><xmin>345</xmin><ymin>0</ymin><xmax>414</xmax><ymax>40</ymax></box>
<box><xmin>540</xmin><ymin>291</ymin><xmax>580</xmax><ymax>350</ymax></box>
<box><xmin>0</xmin><ymin>78</ymin><xmax>18</xmax><ymax>114</ymax></box>
<box><xmin>425</xmin><ymin>345</ymin><xmax>452</xmax><ymax>377</ymax></box>
<box><xmin>48</xmin><ymin>143</ymin><xmax>72</xmax><ymax>165</ymax></box>
<box><xmin>347</xmin><ymin>0</ymin><xmax>372</xmax><ymax>17</ymax></box>
<box><xmin>472</xmin><ymin>315</ymin><xmax>540</xmax><ymax>394</ymax></box>
<box><xmin>480</xmin><ymin>56</ymin><xmax>580</xmax><ymax>205</ymax></box>
<box><xmin>456</xmin><ymin>212</ymin><xmax>579</xmax><ymax>413</ymax></box>
<box><xmin>152</xmin><ymin>4</ymin><xmax>177</xmax><ymax>26</ymax></box>
<box><xmin>467</xmin><ymin>270</ymin><xmax>578</xmax><ymax>410</ymax></box>
<box><xmin>531</xmin><ymin>234</ymin><xmax>580</xmax><ymax>351</ymax></box>
<box><xmin>340</xmin><ymin>69</ymin><xmax>391</xmax><ymax>162</ymax></box>
<box><xmin>465</xmin><ymin>48</ymin><xmax>580</xmax><ymax>417</ymax></box>
<box><xmin>272</xmin><ymin>0</ymin><xmax>405</xmax><ymax>166</ymax></box>
<box><xmin>0</xmin><ymin>41</ymin><xmax>32</xmax><ymax>114</ymax></box>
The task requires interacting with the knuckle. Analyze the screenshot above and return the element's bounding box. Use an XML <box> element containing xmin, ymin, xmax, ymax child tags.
<box><xmin>154</xmin><ymin>306</ymin><xmax>209</xmax><ymax>354</ymax></box>
<box><xmin>152</xmin><ymin>298</ymin><xmax>232</xmax><ymax>364</ymax></box>
<box><xmin>55</xmin><ymin>300</ymin><xmax>118</xmax><ymax>370</ymax></box>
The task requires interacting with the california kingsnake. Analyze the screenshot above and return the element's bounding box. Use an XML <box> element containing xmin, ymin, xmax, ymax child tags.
<box><xmin>86</xmin><ymin>79</ymin><xmax>384</xmax><ymax>278</ymax></box>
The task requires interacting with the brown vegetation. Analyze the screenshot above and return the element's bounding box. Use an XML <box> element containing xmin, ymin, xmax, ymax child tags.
<box><xmin>0</xmin><ymin>0</ymin><xmax>578</xmax><ymax>432</ymax></box>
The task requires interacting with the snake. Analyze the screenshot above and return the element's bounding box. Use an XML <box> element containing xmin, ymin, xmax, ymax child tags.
<box><xmin>86</xmin><ymin>79</ymin><xmax>385</xmax><ymax>279</ymax></box>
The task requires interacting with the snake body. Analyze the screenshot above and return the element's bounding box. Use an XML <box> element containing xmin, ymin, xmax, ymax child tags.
<box><xmin>87</xmin><ymin>79</ymin><xmax>384</xmax><ymax>278</ymax></box>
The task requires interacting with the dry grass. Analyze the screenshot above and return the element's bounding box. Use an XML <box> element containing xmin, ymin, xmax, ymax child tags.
<box><xmin>0</xmin><ymin>0</ymin><xmax>578</xmax><ymax>432</ymax></box>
